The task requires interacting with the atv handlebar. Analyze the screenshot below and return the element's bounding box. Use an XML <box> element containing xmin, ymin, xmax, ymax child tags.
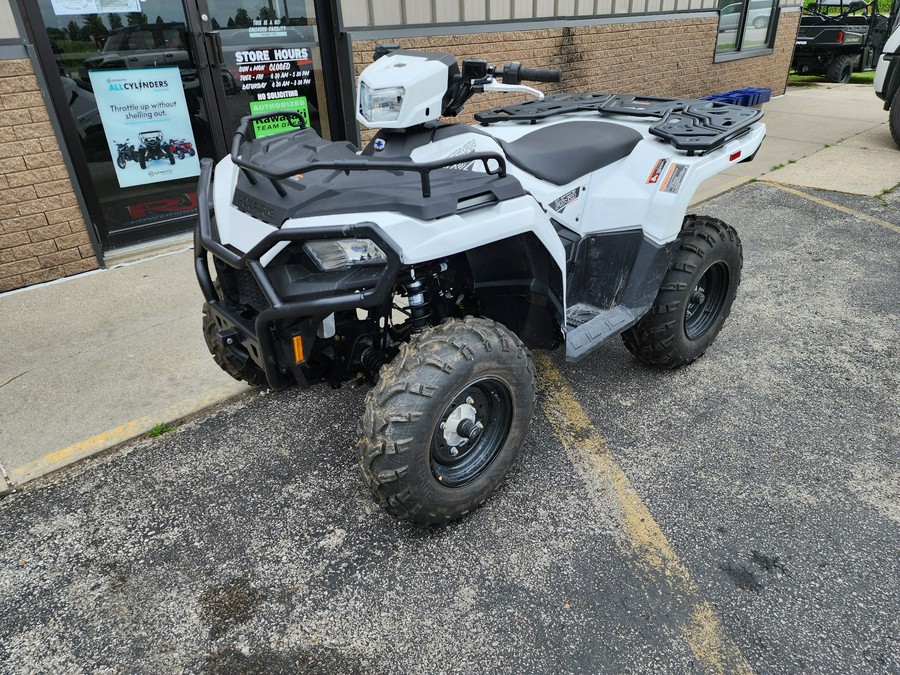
<box><xmin>499</xmin><ymin>62</ymin><xmax>562</xmax><ymax>84</ymax></box>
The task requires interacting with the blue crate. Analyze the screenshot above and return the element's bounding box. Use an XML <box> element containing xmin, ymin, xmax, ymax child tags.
<box><xmin>701</xmin><ymin>87</ymin><xmax>771</xmax><ymax>107</ymax></box>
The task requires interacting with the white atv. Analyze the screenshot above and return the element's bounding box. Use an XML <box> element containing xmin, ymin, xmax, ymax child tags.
<box><xmin>874</xmin><ymin>20</ymin><xmax>900</xmax><ymax>147</ymax></box>
<box><xmin>195</xmin><ymin>45</ymin><xmax>766</xmax><ymax>524</ymax></box>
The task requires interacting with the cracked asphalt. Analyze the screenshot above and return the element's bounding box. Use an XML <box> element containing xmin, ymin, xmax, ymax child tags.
<box><xmin>1</xmin><ymin>181</ymin><xmax>898</xmax><ymax>673</ymax></box>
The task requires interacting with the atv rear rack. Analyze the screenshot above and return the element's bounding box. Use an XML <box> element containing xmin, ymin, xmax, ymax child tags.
<box><xmin>474</xmin><ymin>93</ymin><xmax>764</xmax><ymax>155</ymax></box>
<box><xmin>231</xmin><ymin>112</ymin><xmax>509</xmax><ymax>198</ymax></box>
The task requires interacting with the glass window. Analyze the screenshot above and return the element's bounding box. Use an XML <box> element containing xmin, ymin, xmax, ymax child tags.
<box><xmin>716</xmin><ymin>0</ymin><xmax>778</xmax><ymax>54</ymax></box>
<box><xmin>29</xmin><ymin>0</ymin><xmax>335</xmax><ymax>250</ymax></box>
<box><xmin>204</xmin><ymin>0</ymin><xmax>332</xmax><ymax>140</ymax></box>
<box><xmin>33</xmin><ymin>1</ymin><xmax>217</xmax><ymax>249</ymax></box>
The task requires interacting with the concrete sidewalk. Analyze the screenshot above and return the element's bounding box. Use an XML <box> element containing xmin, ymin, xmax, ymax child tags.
<box><xmin>1</xmin><ymin>82</ymin><xmax>897</xmax><ymax>495</ymax></box>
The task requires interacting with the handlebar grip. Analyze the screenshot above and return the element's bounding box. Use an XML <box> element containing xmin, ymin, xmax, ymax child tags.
<box><xmin>518</xmin><ymin>67</ymin><xmax>562</xmax><ymax>83</ymax></box>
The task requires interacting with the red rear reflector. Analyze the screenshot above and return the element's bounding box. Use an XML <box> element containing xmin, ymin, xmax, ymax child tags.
<box><xmin>730</xmin><ymin>151</ymin><xmax>742</xmax><ymax>161</ymax></box>
<box><xmin>837</xmin><ymin>31</ymin><xmax>844</xmax><ymax>43</ymax></box>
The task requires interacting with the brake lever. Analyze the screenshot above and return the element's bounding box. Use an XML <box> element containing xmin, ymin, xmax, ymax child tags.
<box><xmin>482</xmin><ymin>80</ymin><xmax>545</xmax><ymax>101</ymax></box>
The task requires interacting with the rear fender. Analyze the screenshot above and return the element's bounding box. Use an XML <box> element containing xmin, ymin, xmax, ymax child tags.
<box><xmin>875</xmin><ymin>29</ymin><xmax>900</xmax><ymax>103</ymax></box>
<box><xmin>577</xmin><ymin>123</ymin><xmax>765</xmax><ymax>245</ymax></box>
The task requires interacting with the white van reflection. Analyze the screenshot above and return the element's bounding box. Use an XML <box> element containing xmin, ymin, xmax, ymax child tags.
<box><xmin>719</xmin><ymin>0</ymin><xmax>775</xmax><ymax>32</ymax></box>
<box><xmin>81</xmin><ymin>23</ymin><xmax>192</xmax><ymax>74</ymax></box>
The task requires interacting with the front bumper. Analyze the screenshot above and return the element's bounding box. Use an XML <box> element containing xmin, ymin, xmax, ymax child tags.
<box><xmin>194</xmin><ymin>158</ymin><xmax>402</xmax><ymax>389</ymax></box>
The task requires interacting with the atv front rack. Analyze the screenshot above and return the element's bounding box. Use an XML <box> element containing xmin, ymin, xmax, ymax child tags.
<box><xmin>231</xmin><ymin>112</ymin><xmax>509</xmax><ymax>198</ymax></box>
<box><xmin>474</xmin><ymin>93</ymin><xmax>764</xmax><ymax>155</ymax></box>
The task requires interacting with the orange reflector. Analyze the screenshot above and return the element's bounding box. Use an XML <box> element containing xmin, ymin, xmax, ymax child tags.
<box><xmin>292</xmin><ymin>335</ymin><xmax>305</xmax><ymax>363</ymax></box>
<box><xmin>730</xmin><ymin>151</ymin><xmax>741</xmax><ymax>161</ymax></box>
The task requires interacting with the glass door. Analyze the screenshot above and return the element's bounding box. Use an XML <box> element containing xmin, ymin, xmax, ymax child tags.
<box><xmin>23</xmin><ymin>0</ymin><xmax>342</xmax><ymax>251</ymax></box>
<box><xmin>191</xmin><ymin>0</ymin><xmax>334</xmax><ymax>144</ymax></box>
<box><xmin>27</xmin><ymin>0</ymin><xmax>223</xmax><ymax>249</ymax></box>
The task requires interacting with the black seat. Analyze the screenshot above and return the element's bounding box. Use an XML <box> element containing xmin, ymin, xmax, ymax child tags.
<box><xmin>498</xmin><ymin>121</ymin><xmax>643</xmax><ymax>185</ymax></box>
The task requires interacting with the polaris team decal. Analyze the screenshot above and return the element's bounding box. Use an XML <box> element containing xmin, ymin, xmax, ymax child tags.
<box><xmin>550</xmin><ymin>187</ymin><xmax>581</xmax><ymax>213</ymax></box>
<box><xmin>660</xmin><ymin>163</ymin><xmax>689</xmax><ymax>194</ymax></box>
<box><xmin>647</xmin><ymin>158</ymin><xmax>668</xmax><ymax>184</ymax></box>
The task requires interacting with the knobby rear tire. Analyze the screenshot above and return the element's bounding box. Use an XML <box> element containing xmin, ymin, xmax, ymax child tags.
<box><xmin>358</xmin><ymin>316</ymin><xmax>536</xmax><ymax>525</ymax></box>
<box><xmin>622</xmin><ymin>215</ymin><xmax>742</xmax><ymax>369</ymax></box>
<box><xmin>825</xmin><ymin>55</ymin><xmax>853</xmax><ymax>84</ymax></box>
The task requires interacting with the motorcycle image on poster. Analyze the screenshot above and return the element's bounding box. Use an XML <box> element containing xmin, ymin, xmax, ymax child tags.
<box><xmin>88</xmin><ymin>66</ymin><xmax>201</xmax><ymax>188</ymax></box>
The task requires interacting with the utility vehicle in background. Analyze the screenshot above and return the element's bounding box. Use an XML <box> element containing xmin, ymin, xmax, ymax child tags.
<box><xmin>791</xmin><ymin>0</ymin><xmax>900</xmax><ymax>83</ymax></box>
<box><xmin>792</xmin><ymin>0</ymin><xmax>900</xmax><ymax>82</ymax></box>
<box><xmin>137</xmin><ymin>131</ymin><xmax>175</xmax><ymax>169</ymax></box>
<box><xmin>195</xmin><ymin>46</ymin><xmax>766</xmax><ymax>524</ymax></box>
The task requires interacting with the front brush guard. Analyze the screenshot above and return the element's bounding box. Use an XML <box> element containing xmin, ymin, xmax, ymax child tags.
<box><xmin>194</xmin><ymin>158</ymin><xmax>402</xmax><ymax>389</ymax></box>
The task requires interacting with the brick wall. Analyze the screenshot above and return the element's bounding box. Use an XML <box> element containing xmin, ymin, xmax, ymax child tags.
<box><xmin>352</xmin><ymin>12</ymin><xmax>799</xmax><ymax>142</ymax></box>
<box><xmin>0</xmin><ymin>59</ymin><xmax>98</xmax><ymax>293</ymax></box>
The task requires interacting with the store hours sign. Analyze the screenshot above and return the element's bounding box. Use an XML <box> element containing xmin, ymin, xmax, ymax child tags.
<box><xmin>234</xmin><ymin>46</ymin><xmax>314</xmax><ymax>138</ymax></box>
<box><xmin>88</xmin><ymin>67</ymin><xmax>200</xmax><ymax>189</ymax></box>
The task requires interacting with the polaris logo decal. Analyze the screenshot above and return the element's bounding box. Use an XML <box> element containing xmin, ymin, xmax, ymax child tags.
<box><xmin>550</xmin><ymin>187</ymin><xmax>580</xmax><ymax>213</ymax></box>
<box><xmin>647</xmin><ymin>158</ymin><xmax>668</xmax><ymax>184</ymax></box>
<box><xmin>448</xmin><ymin>140</ymin><xmax>477</xmax><ymax>171</ymax></box>
<box><xmin>234</xmin><ymin>193</ymin><xmax>277</xmax><ymax>220</ymax></box>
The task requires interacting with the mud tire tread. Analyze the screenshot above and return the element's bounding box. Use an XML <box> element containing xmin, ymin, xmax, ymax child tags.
<box><xmin>825</xmin><ymin>55</ymin><xmax>853</xmax><ymax>84</ymax></box>
<box><xmin>622</xmin><ymin>215</ymin><xmax>742</xmax><ymax>369</ymax></box>
<box><xmin>889</xmin><ymin>88</ymin><xmax>900</xmax><ymax>149</ymax></box>
<box><xmin>358</xmin><ymin>316</ymin><xmax>535</xmax><ymax>525</ymax></box>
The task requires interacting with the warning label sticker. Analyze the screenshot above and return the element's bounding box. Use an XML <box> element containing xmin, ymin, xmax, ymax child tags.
<box><xmin>647</xmin><ymin>158</ymin><xmax>668</xmax><ymax>184</ymax></box>
<box><xmin>660</xmin><ymin>163</ymin><xmax>688</xmax><ymax>194</ymax></box>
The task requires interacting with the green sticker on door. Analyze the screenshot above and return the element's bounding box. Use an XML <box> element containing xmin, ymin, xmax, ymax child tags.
<box><xmin>249</xmin><ymin>97</ymin><xmax>310</xmax><ymax>138</ymax></box>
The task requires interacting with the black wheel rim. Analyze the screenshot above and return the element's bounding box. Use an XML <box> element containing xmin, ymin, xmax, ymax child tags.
<box><xmin>684</xmin><ymin>261</ymin><xmax>729</xmax><ymax>340</ymax></box>
<box><xmin>430</xmin><ymin>377</ymin><xmax>513</xmax><ymax>488</ymax></box>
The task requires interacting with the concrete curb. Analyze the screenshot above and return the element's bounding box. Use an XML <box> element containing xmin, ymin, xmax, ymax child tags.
<box><xmin>4</xmin><ymin>383</ymin><xmax>249</xmax><ymax>492</ymax></box>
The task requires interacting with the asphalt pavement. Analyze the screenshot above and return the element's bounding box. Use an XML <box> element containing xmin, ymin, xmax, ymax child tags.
<box><xmin>0</xmin><ymin>83</ymin><xmax>898</xmax><ymax>672</ymax></box>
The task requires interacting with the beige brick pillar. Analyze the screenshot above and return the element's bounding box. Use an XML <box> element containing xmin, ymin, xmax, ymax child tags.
<box><xmin>0</xmin><ymin>58</ymin><xmax>99</xmax><ymax>293</ymax></box>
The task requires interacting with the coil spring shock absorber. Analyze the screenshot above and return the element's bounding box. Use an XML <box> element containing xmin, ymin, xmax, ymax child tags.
<box><xmin>405</xmin><ymin>269</ymin><xmax>433</xmax><ymax>332</ymax></box>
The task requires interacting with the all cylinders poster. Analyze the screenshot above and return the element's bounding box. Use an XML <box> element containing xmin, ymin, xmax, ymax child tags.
<box><xmin>88</xmin><ymin>67</ymin><xmax>200</xmax><ymax>189</ymax></box>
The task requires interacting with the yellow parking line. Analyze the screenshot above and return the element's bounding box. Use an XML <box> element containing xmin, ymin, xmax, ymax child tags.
<box><xmin>536</xmin><ymin>354</ymin><xmax>752</xmax><ymax>674</ymax></box>
<box><xmin>761</xmin><ymin>181</ymin><xmax>900</xmax><ymax>234</ymax></box>
<box><xmin>8</xmin><ymin>383</ymin><xmax>247</xmax><ymax>487</ymax></box>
